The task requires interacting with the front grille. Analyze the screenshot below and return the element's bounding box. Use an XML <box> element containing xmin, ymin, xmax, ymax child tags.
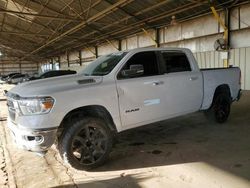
<box><xmin>7</xmin><ymin>99</ymin><xmax>14</xmax><ymax>108</ymax></box>
<box><xmin>7</xmin><ymin>98</ymin><xmax>16</xmax><ymax>122</ymax></box>
<box><xmin>8</xmin><ymin>109</ymin><xmax>16</xmax><ymax>121</ymax></box>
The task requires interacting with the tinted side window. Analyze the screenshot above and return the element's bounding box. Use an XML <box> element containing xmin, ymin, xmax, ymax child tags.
<box><xmin>41</xmin><ymin>72</ymin><xmax>49</xmax><ymax>78</ymax></box>
<box><xmin>60</xmin><ymin>71</ymin><xmax>75</xmax><ymax>75</ymax></box>
<box><xmin>161</xmin><ymin>52</ymin><xmax>191</xmax><ymax>73</ymax></box>
<box><xmin>55</xmin><ymin>71</ymin><xmax>68</xmax><ymax>76</ymax></box>
<box><xmin>51</xmin><ymin>71</ymin><xmax>62</xmax><ymax>77</ymax></box>
<box><xmin>118</xmin><ymin>51</ymin><xmax>159</xmax><ymax>79</ymax></box>
<box><xmin>15</xmin><ymin>75</ymin><xmax>24</xmax><ymax>78</ymax></box>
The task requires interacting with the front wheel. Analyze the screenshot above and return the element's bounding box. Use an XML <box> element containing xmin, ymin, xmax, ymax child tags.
<box><xmin>58</xmin><ymin>117</ymin><xmax>113</xmax><ymax>170</ymax></box>
<box><xmin>204</xmin><ymin>93</ymin><xmax>231</xmax><ymax>123</ymax></box>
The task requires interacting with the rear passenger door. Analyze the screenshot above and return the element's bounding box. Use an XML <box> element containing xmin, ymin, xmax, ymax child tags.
<box><xmin>159</xmin><ymin>50</ymin><xmax>203</xmax><ymax>116</ymax></box>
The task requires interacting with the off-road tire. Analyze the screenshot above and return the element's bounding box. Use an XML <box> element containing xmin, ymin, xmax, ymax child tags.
<box><xmin>204</xmin><ymin>92</ymin><xmax>231</xmax><ymax>123</ymax></box>
<box><xmin>58</xmin><ymin>117</ymin><xmax>113</xmax><ymax>170</ymax></box>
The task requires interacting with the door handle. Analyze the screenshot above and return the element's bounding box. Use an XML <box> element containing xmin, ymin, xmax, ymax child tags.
<box><xmin>189</xmin><ymin>76</ymin><xmax>198</xmax><ymax>81</ymax></box>
<box><xmin>152</xmin><ymin>81</ymin><xmax>164</xmax><ymax>86</ymax></box>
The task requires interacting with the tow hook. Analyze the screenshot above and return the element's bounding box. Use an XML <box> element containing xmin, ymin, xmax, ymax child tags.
<box><xmin>35</xmin><ymin>151</ymin><xmax>47</xmax><ymax>157</ymax></box>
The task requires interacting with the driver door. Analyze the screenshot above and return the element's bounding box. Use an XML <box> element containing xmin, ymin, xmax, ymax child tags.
<box><xmin>116</xmin><ymin>51</ymin><xmax>166</xmax><ymax>129</ymax></box>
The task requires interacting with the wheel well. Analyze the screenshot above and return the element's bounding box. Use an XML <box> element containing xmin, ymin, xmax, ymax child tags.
<box><xmin>212</xmin><ymin>84</ymin><xmax>232</xmax><ymax>103</ymax></box>
<box><xmin>214</xmin><ymin>84</ymin><xmax>231</xmax><ymax>96</ymax></box>
<box><xmin>57</xmin><ymin>105</ymin><xmax>117</xmax><ymax>138</ymax></box>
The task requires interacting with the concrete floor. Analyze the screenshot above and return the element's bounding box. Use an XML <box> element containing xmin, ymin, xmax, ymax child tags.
<box><xmin>0</xmin><ymin>84</ymin><xmax>250</xmax><ymax>188</ymax></box>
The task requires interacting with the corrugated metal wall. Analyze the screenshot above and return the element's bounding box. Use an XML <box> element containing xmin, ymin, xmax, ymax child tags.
<box><xmin>193</xmin><ymin>47</ymin><xmax>250</xmax><ymax>90</ymax></box>
<box><xmin>0</xmin><ymin>63</ymin><xmax>38</xmax><ymax>75</ymax></box>
<box><xmin>41</xmin><ymin>3</ymin><xmax>250</xmax><ymax>90</ymax></box>
<box><xmin>230</xmin><ymin>48</ymin><xmax>250</xmax><ymax>90</ymax></box>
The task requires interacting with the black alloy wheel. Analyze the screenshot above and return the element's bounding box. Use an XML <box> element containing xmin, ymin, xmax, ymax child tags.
<box><xmin>59</xmin><ymin>117</ymin><xmax>113</xmax><ymax>170</ymax></box>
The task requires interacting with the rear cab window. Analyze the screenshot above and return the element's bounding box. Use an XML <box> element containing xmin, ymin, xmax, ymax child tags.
<box><xmin>160</xmin><ymin>51</ymin><xmax>191</xmax><ymax>73</ymax></box>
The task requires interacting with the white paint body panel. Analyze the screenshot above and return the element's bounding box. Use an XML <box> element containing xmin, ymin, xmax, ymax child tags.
<box><xmin>7</xmin><ymin>48</ymin><xmax>241</xmax><ymax>133</ymax></box>
<box><xmin>201</xmin><ymin>68</ymin><xmax>241</xmax><ymax>110</ymax></box>
<box><xmin>117</xmin><ymin>71</ymin><xmax>203</xmax><ymax>130</ymax></box>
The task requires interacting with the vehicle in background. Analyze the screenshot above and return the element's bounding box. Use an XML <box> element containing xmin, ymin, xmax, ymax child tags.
<box><xmin>0</xmin><ymin>73</ymin><xmax>21</xmax><ymax>84</ymax></box>
<box><xmin>8</xmin><ymin>74</ymin><xmax>29</xmax><ymax>84</ymax></box>
<box><xmin>6</xmin><ymin>48</ymin><xmax>241</xmax><ymax>170</ymax></box>
<box><xmin>29</xmin><ymin>70</ymin><xmax>77</xmax><ymax>81</ymax></box>
<box><xmin>0</xmin><ymin>77</ymin><xmax>5</xmax><ymax>84</ymax></box>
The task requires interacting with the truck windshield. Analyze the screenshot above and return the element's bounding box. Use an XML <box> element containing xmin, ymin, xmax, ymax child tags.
<box><xmin>80</xmin><ymin>52</ymin><xmax>127</xmax><ymax>76</ymax></box>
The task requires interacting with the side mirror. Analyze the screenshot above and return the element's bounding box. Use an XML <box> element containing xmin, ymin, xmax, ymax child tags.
<box><xmin>3</xmin><ymin>90</ymin><xmax>8</xmax><ymax>96</ymax></box>
<box><xmin>121</xmin><ymin>64</ymin><xmax>144</xmax><ymax>77</ymax></box>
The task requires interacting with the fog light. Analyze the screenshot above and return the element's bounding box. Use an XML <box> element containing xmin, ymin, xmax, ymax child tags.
<box><xmin>27</xmin><ymin>136</ymin><xmax>35</xmax><ymax>141</ymax></box>
<box><xmin>35</xmin><ymin>136</ymin><xmax>43</xmax><ymax>142</ymax></box>
<box><xmin>25</xmin><ymin>135</ymin><xmax>43</xmax><ymax>143</ymax></box>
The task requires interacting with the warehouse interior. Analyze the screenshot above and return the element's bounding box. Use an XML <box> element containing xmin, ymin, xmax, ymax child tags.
<box><xmin>0</xmin><ymin>0</ymin><xmax>250</xmax><ymax>187</ymax></box>
<box><xmin>0</xmin><ymin>0</ymin><xmax>250</xmax><ymax>87</ymax></box>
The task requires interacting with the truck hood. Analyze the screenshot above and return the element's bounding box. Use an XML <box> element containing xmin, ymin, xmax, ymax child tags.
<box><xmin>9</xmin><ymin>74</ymin><xmax>103</xmax><ymax>97</ymax></box>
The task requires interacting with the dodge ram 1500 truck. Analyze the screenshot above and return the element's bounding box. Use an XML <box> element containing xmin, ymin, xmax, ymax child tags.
<box><xmin>6</xmin><ymin>48</ymin><xmax>241</xmax><ymax>170</ymax></box>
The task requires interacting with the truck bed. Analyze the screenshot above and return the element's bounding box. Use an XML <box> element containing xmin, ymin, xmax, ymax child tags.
<box><xmin>200</xmin><ymin>67</ymin><xmax>241</xmax><ymax>110</ymax></box>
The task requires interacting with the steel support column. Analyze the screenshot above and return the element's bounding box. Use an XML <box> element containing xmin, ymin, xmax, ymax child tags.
<box><xmin>95</xmin><ymin>46</ymin><xmax>98</xmax><ymax>58</ymax></box>
<box><xmin>36</xmin><ymin>63</ymin><xmax>39</xmax><ymax>72</ymax></box>
<box><xmin>58</xmin><ymin>56</ymin><xmax>61</xmax><ymax>69</ymax></box>
<box><xmin>79</xmin><ymin>50</ymin><xmax>82</xmax><ymax>66</ymax></box>
<box><xmin>67</xmin><ymin>52</ymin><xmax>70</xmax><ymax>67</ymax></box>
<box><xmin>118</xmin><ymin>40</ymin><xmax>122</xmax><ymax>51</ymax></box>
<box><xmin>225</xmin><ymin>8</ymin><xmax>231</xmax><ymax>49</ymax></box>
<box><xmin>142</xmin><ymin>28</ymin><xmax>158</xmax><ymax>47</ymax></box>
<box><xmin>155</xmin><ymin>28</ymin><xmax>160</xmax><ymax>47</ymax></box>
<box><xmin>50</xmin><ymin>58</ymin><xmax>54</xmax><ymax>70</ymax></box>
<box><xmin>19</xmin><ymin>63</ymin><xmax>21</xmax><ymax>73</ymax></box>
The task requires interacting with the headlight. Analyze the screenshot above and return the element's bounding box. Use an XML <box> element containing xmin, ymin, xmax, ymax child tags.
<box><xmin>18</xmin><ymin>97</ymin><xmax>54</xmax><ymax>115</ymax></box>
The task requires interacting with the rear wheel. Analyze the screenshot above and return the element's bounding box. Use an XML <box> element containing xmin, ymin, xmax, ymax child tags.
<box><xmin>204</xmin><ymin>93</ymin><xmax>231</xmax><ymax>123</ymax></box>
<box><xmin>58</xmin><ymin>117</ymin><xmax>113</xmax><ymax>170</ymax></box>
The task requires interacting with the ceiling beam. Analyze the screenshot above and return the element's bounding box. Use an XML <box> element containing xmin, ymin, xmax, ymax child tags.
<box><xmin>8</xmin><ymin>0</ymin><xmax>78</xmax><ymax>40</ymax></box>
<box><xmin>9</xmin><ymin>0</ymin><xmax>31</xmax><ymax>37</ymax></box>
<box><xmin>30</xmin><ymin>0</ymin><xmax>79</xmax><ymax>45</ymax></box>
<box><xmin>25</xmin><ymin>0</ymin><xmax>133</xmax><ymax>57</ymax></box>
<box><xmin>0</xmin><ymin>30</ymin><xmax>83</xmax><ymax>40</ymax></box>
<box><xmin>0</xmin><ymin>9</ymin><xmax>81</xmax><ymax>21</ymax></box>
<box><xmin>57</xmin><ymin>0</ymin><xmax>118</xmax><ymax>47</ymax></box>
<box><xmin>0</xmin><ymin>30</ymin><xmax>50</xmax><ymax>36</ymax></box>
<box><xmin>104</xmin><ymin>0</ymin><xmax>151</xmax><ymax>27</ymax></box>
<box><xmin>48</xmin><ymin>0</ymin><xmax>173</xmax><ymax>51</ymax></box>
<box><xmin>29</xmin><ymin>0</ymin><xmax>73</xmax><ymax>17</ymax></box>
<box><xmin>50</xmin><ymin>1</ymin><xmax>199</xmax><ymax>53</ymax></box>
<box><xmin>0</xmin><ymin>43</ymin><xmax>30</xmax><ymax>54</ymax></box>
<box><xmin>5</xmin><ymin>12</ymin><xmax>69</xmax><ymax>36</ymax></box>
<box><xmin>24</xmin><ymin>0</ymin><xmax>51</xmax><ymax>35</ymax></box>
<box><xmin>0</xmin><ymin>35</ymin><xmax>37</xmax><ymax>50</ymax></box>
<box><xmin>0</xmin><ymin>0</ymin><xmax>9</xmax><ymax>31</ymax></box>
<box><xmin>28</xmin><ymin>0</ymin><xmax>102</xmax><ymax>46</ymax></box>
<box><xmin>0</xmin><ymin>38</ymin><xmax>42</xmax><ymax>61</ymax></box>
<box><xmin>53</xmin><ymin>0</ymin><xmax>102</xmax><ymax>33</ymax></box>
<box><xmin>84</xmin><ymin>3</ymin><xmax>204</xmax><ymax>45</ymax></box>
<box><xmin>0</xmin><ymin>30</ymin><xmax>42</xmax><ymax>44</ymax></box>
<box><xmin>1</xmin><ymin>22</ymin><xmax>48</xmax><ymax>43</ymax></box>
<box><xmin>0</xmin><ymin>59</ymin><xmax>41</xmax><ymax>63</ymax></box>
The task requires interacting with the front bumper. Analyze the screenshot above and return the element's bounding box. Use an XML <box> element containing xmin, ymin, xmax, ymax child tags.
<box><xmin>7</xmin><ymin>119</ymin><xmax>57</xmax><ymax>152</ymax></box>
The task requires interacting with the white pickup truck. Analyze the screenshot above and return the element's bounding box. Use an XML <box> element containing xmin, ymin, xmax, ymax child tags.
<box><xmin>6</xmin><ymin>48</ymin><xmax>241</xmax><ymax>170</ymax></box>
